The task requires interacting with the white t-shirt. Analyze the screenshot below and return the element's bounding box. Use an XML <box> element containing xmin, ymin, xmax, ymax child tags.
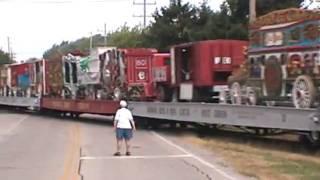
<box><xmin>114</xmin><ymin>108</ymin><xmax>134</xmax><ymax>129</ymax></box>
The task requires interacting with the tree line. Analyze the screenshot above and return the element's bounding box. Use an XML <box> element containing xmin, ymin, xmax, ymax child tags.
<box><xmin>0</xmin><ymin>49</ymin><xmax>14</xmax><ymax>65</ymax></box>
<box><xmin>43</xmin><ymin>0</ymin><xmax>303</xmax><ymax>60</ymax></box>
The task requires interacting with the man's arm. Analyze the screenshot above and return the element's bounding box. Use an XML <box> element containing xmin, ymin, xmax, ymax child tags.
<box><xmin>129</xmin><ymin>111</ymin><xmax>136</xmax><ymax>130</ymax></box>
<box><xmin>113</xmin><ymin>120</ymin><xmax>118</xmax><ymax>130</ymax></box>
<box><xmin>114</xmin><ymin>110</ymin><xmax>119</xmax><ymax>130</ymax></box>
<box><xmin>130</xmin><ymin>119</ymin><xmax>136</xmax><ymax>130</ymax></box>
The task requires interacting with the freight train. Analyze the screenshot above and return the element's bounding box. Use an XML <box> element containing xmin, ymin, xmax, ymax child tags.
<box><xmin>1</xmin><ymin>8</ymin><xmax>318</xmax><ymax>112</ymax></box>
<box><xmin>0</xmin><ymin>8</ymin><xmax>319</xmax><ymax>146</ymax></box>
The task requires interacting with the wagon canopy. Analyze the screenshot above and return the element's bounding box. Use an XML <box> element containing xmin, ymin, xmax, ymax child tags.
<box><xmin>77</xmin><ymin>56</ymin><xmax>101</xmax><ymax>85</ymax></box>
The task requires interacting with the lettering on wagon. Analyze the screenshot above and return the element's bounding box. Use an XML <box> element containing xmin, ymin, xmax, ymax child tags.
<box><xmin>201</xmin><ymin>109</ymin><xmax>211</xmax><ymax>118</ymax></box>
<box><xmin>147</xmin><ymin>106</ymin><xmax>183</xmax><ymax>116</ymax></box>
<box><xmin>159</xmin><ymin>107</ymin><xmax>166</xmax><ymax>114</ymax></box>
<box><xmin>214</xmin><ymin>110</ymin><xmax>227</xmax><ymax>118</ymax></box>
<box><xmin>235</xmin><ymin>111</ymin><xmax>261</xmax><ymax>120</ymax></box>
<box><xmin>179</xmin><ymin>108</ymin><xmax>190</xmax><ymax>116</ymax></box>
<box><xmin>158</xmin><ymin>107</ymin><xmax>177</xmax><ymax>115</ymax></box>
<box><xmin>147</xmin><ymin>106</ymin><xmax>157</xmax><ymax>113</ymax></box>
<box><xmin>169</xmin><ymin>108</ymin><xmax>177</xmax><ymax>116</ymax></box>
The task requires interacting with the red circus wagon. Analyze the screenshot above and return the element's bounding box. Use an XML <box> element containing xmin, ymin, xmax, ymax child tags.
<box><xmin>170</xmin><ymin>40</ymin><xmax>248</xmax><ymax>102</ymax></box>
<box><xmin>123</xmin><ymin>48</ymin><xmax>171</xmax><ymax>101</ymax></box>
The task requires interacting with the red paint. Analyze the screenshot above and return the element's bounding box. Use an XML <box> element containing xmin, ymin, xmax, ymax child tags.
<box><xmin>123</xmin><ymin>48</ymin><xmax>171</xmax><ymax>99</ymax></box>
<box><xmin>41</xmin><ymin>97</ymin><xmax>119</xmax><ymax>115</ymax></box>
<box><xmin>172</xmin><ymin>40</ymin><xmax>248</xmax><ymax>86</ymax></box>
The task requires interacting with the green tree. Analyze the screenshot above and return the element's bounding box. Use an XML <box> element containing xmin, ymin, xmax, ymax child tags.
<box><xmin>0</xmin><ymin>49</ymin><xmax>14</xmax><ymax>65</ymax></box>
<box><xmin>143</xmin><ymin>0</ymin><xmax>197</xmax><ymax>51</ymax></box>
<box><xmin>106</xmin><ymin>25</ymin><xmax>145</xmax><ymax>48</ymax></box>
<box><xmin>225</xmin><ymin>0</ymin><xmax>304</xmax><ymax>23</ymax></box>
<box><xmin>187</xmin><ymin>1</ymin><xmax>214</xmax><ymax>41</ymax></box>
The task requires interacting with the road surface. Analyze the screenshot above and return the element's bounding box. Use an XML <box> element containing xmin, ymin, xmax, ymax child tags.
<box><xmin>0</xmin><ymin>111</ymin><xmax>252</xmax><ymax>180</ymax></box>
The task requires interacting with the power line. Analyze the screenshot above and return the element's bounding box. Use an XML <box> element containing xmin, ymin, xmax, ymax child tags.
<box><xmin>133</xmin><ymin>0</ymin><xmax>156</xmax><ymax>27</ymax></box>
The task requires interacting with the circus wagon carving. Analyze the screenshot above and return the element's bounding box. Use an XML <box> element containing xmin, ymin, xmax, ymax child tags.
<box><xmin>227</xmin><ymin>8</ymin><xmax>320</xmax><ymax>108</ymax></box>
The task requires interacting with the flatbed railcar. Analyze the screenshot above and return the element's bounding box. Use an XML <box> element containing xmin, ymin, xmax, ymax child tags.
<box><xmin>128</xmin><ymin>101</ymin><xmax>320</xmax><ymax>147</ymax></box>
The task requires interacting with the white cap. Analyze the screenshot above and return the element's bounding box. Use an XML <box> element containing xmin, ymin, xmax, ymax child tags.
<box><xmin>120</xmin><ymin>100</ymin><xmax>127</xmax><ymax>108</ymax></box>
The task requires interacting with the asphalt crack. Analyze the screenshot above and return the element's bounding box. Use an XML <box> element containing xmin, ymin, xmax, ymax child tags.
<box><xmin>78</xmin><ymin>147</ymin><xmax>84</xmax><ymax>180</ymax></box>
<box><xmin>182</xmin><ymin>159</ymin><xmax>213</xmax><ymax>180</ymax></box>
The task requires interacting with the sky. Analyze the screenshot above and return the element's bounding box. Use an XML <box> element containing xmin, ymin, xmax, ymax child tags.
<box><xmin>0</xmin><ymin>0</ymin><xmax>224</xmax><ymax>60</ymax></box>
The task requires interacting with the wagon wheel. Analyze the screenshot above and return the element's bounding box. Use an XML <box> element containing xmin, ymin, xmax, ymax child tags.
<box><xmin>245</xmin><ymin>87</ymin><xmax>257</xmax><ymax>105</ymax></box>
<box><xmin>219</xmin><ymin>90</ymin><xmax>228</xmax><ymax>104</ymax></box>
<box><xmin>230</xmin><ymin>82</ymin><xmax>242</xmax><ymax>105</ymax></box>
<box><xmin>113</xmin><ymin>87</ymin><xmax>122</xmax><ymax>100</ymax></box>
<box><xmin>292</xmin><ymin>75</ymin><xmax>316</xmax><ymax>109</ymax></box>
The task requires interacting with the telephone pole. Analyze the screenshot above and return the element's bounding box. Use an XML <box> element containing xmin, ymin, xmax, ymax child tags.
<box><xmin>104</xmin><ymin>23</ymin><xmax>107</xmax><ymax>46</ymax></box>
<box><xmin>249</xmin><ymin>0</ymin><xmax>256</xmax><ymax>23</ymax></box>
<box><xmin>7</xmin><ymin>36</ymin><xmax>13</xmax><ymax>60</ymax></box>
<box><xmin>133</xmin><ymin>0</ymin><xmax>156</xmax><ymax>27</ymax></box>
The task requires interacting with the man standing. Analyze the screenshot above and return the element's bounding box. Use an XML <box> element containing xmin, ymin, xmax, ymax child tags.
<box><xmin>114</xmin><ymin>100</ymin><xmax>136</xmax><ymax>156</ymax></box>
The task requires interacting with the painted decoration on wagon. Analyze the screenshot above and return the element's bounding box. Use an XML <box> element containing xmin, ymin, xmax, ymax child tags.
<box><xmin>228</xmin><ymin>8</ymin><xmax>320</xmax><ymax>108</ymax></box>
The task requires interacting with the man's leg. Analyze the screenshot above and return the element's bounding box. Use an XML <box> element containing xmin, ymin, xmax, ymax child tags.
<box><xmin>114</xmin><ymin>128</ymin><xmax>123</xmax><ymax>156</ymax></box>
<box><xmin>117</xmin><ymin>139</ymin><xmax>122</xmax><ymax>152</ymax></box>
<box><xmin>125</xmin><ymin>139</ymin><xmax>130</xmax><ymax>154</ymax></box>
<box><xmin>124</xmin><ymin>129</ymin><xmax>133</xmax><ymax>155</ymax></box>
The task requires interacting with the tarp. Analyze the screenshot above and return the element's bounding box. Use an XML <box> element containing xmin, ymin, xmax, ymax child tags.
<box><xmin>77</xmin><ymin>56</ymin><xmax>100</xmax><ymax>84</ymax></box>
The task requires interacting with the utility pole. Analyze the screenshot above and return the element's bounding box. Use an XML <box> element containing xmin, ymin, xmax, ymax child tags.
<box><xmin>133</xmin><ymin>0</ymin><xmax>156</xmax><ymax>27</ymax></box>
<box><xmin>249</xmin><ymin>0</ymin><xmax>256</xmax><ymax>23</ymax></box>
<box><xmin>104</xmin><ymin>23</ymin><xmax>107</xmax><ymax>47</ymax></box>
<box><xmin>89</xmin><ymin>32</ymin><xmax>93</xmax><ymax>50</ymax></box>
<box><xmin>7</xmin><ymin>36</ymin><xmax>13</xmax><ymax>60</ymax></box>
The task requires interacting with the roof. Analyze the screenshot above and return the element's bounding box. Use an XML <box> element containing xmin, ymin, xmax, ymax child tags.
<box><xmin>250</xmin><ymin>8</ymin><xmax>320</xmax><ymax>29</ymax></box>
<box><xmin>172</xmin><ymin>39</ymin><xmax>248</xmax><ymax>48</ymax></box>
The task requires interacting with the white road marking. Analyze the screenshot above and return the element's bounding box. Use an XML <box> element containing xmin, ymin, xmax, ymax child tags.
<box><xmin>80</xmin><ymin>154</ymin><xmax>192</xmax><ymax>160</ymax></box>
<box><xmin>4</xmin><ymin>115</ymin><xmax>29</xmax><ymax>135</ymax></box>
<box><xmin>152</xmin><ymin>131</ymin><xmax>237</xmax><ymax>180</ymax></box>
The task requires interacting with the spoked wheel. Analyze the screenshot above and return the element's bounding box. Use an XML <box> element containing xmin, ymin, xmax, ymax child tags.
<box><xmin>246</xmin><ymin>87</ymin><xmax>257</xmax><ymax>105</ymax></box>
<box><xmin>292</xmin><ymin>75</ymin><xmax>316</xmax><ymax>109</ymax></box>
<box><xmin>230</xmin><ymin>82</ymin><xmax>242</xmax><ymax>105</ymax></box>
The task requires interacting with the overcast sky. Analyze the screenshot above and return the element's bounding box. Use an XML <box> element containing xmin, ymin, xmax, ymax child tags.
<box><xmin>0</xmin><ymin>0</ymin><xmax>224</xmax><ymax>60</ymax></box>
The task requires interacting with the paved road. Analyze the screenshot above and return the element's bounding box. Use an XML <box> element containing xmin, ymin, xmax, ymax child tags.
<box><xmin>0</xmin><ymin>111</ymin><xmax>251</xmax><ymax>180</ymax></box>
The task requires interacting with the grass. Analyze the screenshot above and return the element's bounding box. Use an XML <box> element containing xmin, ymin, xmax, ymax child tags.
<box><xmin>182</xmin><ymin>134</ymin><xmax>320</xmax><ymax>180</ymax></box>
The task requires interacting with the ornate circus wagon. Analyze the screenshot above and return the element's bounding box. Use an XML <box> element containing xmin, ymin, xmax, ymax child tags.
<box><xmin>227</xmin><ymin>8</ymin><xmax>320</xmax><ymax>108</ymax></box>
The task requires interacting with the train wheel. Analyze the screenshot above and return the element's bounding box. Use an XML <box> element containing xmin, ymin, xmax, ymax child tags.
<box><xmin>230</xmin><ymin>82</ymin><xmax>242</xmax><ymax>105</ymax></box>
<box><xmin>299</xmin><ymin>131</ymin><xmax>320</xmax><ymax>148</ymax></box>
<box><xmin>171</xmin><ymin>89</ymin><xmax>179</xmax><ymax>102</ymax></box>
<box><xmin>246</xmin><ymin>87</ymin><xmax>257</xmax><ymax>105</ymax></box>
<box><xmin>155</xmin><ymin>86</ymin><xmax>166</xmax><ymax>102</ymax></box>
<box><xmin>292</xmin><ymin>75</ymin><xmax>316</xmax><ymax>109</ymax></box>
<box><xmin>308</xmin><ymin>131</ymin><xmax>320</xmax><ymax>145</ymax></box>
